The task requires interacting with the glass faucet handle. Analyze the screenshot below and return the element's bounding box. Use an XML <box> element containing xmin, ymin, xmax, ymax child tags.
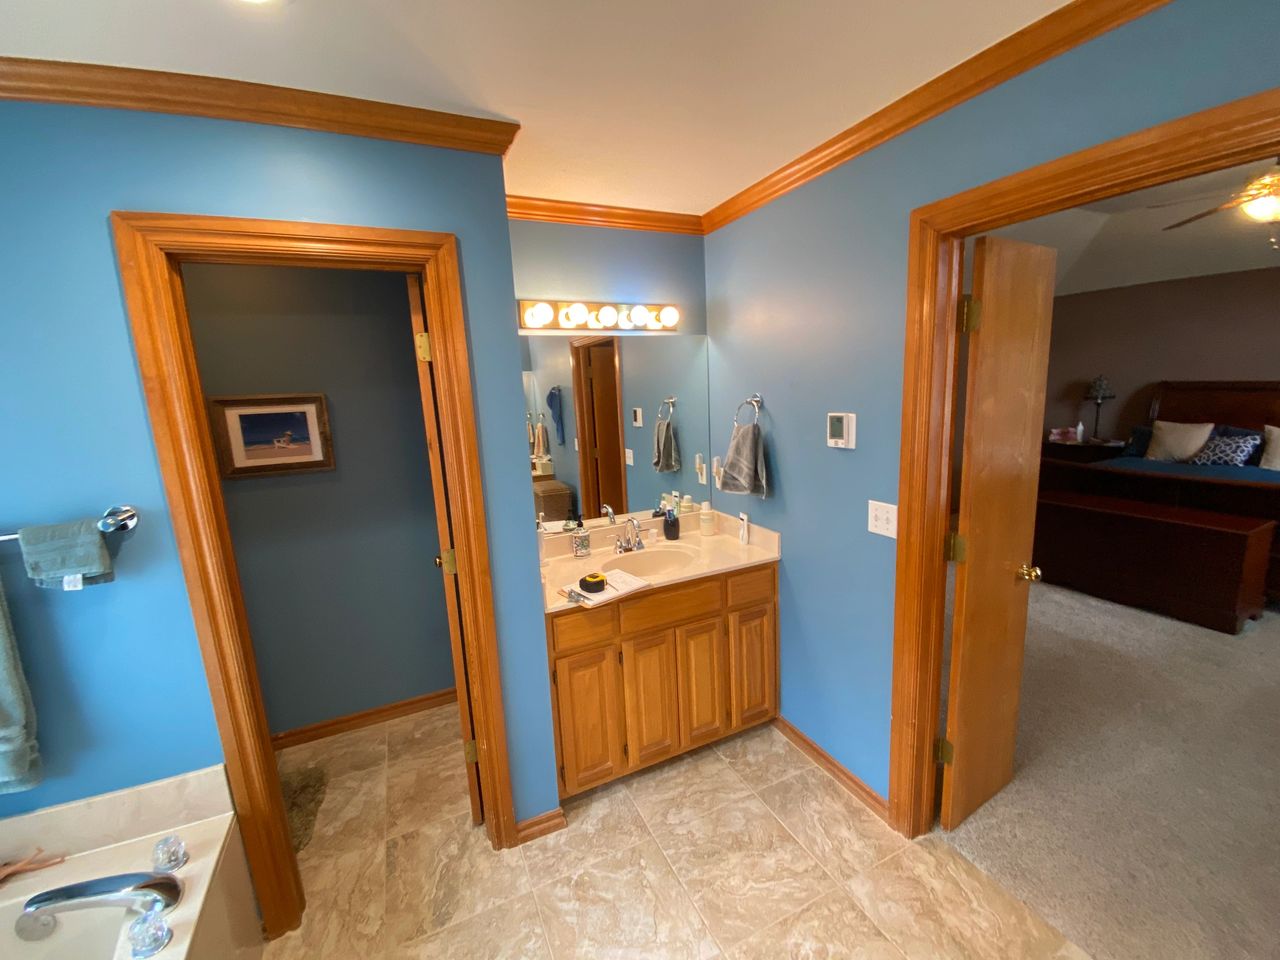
<box><xmin>128</xmin><ymin>907</ymin><xmax>173</xmax><ymax>958</ymax></box>
<box><xmin>152</xmin><ymin>835</ymin><xmax>187</xmax><ymax>872</ymax></box>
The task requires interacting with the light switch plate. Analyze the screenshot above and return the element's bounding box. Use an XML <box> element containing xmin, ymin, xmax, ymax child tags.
<box><xmin>868</xmin><ymin>500</ymin><xmax>897</xmax><ymax>538</ymax></box>
<box><xmin>625</xmin><ymin>448</ymin><xmax>634</xmax><ymax>466</ymax></box>
<box><xmin>632</xmin><ymin>407</ymin><xmax>644</xmax><ymax>427</ymax></box>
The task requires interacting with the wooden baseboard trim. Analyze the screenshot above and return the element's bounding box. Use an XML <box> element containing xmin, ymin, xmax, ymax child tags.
<box><xmin>773</xmin><ymin>716</ymin><xmax>892</xmax><ymax>826</ymax></box>
<box><xmin>513</xmin><ymin>807</ymin><xmax>568</xmax><ymax>845</ymax></box>
<box><xmin>271</xmin><ymin>688</ymin><xmax>457</xmax><ymax>750</ymax></box>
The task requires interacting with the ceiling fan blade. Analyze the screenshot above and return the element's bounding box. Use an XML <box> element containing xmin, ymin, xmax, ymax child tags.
<box><xmin>1144</xmin><ymin>190</ymin><xmax>1232</xmax><ymax>210</ymax></box>
<box><xmin>1162</xmin><ymin>195</ymin><xmax>1250</xmax><ymax>231</ymax></box>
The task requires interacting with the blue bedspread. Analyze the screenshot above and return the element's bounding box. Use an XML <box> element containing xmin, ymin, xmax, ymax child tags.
<box><xmin>1099</xmin><ymin>456</ymin><xmax>1280</xmax><ymax>485</ymax></box>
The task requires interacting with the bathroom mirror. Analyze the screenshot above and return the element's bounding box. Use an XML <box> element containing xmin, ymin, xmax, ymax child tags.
<box><xmin>521</xmin><ymin>333</ymin><xmax>712</xmax><ymax>526</ymax></box>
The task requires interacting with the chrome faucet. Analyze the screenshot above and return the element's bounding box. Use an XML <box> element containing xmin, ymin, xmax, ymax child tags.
<box><xmin>16</xmin><ymin>872</ymin><xmax>182</xmax><ymax>947</ymax></box>
<box><xmin>615</xmin><ymin>517</ymin><xmax>646</xmax><ymax>554</ymax></box>
<box><xmin>601</xmin><ymin>504</ymin><xmax>616</xmax><ymax>524</ymax></box>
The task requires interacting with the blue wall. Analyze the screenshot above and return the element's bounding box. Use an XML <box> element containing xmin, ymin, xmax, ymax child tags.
<box><xmin>183</xmin><ymin>265</ymin><xmax>454</xmax><ymax>735</ymax></box>
<box><xmin>0</xmin><ymin>104</ymin><xmax>556</xmax><ymax>820</ymax></box>
<box><xmin>703</xmin><ymin>0</ymin><xmax>1280</xmax><ymax>797</ymax></box>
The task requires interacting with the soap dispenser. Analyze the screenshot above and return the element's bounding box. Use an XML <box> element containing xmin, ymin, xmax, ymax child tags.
<box><xmin>571</xmin><ymin>517</ymin><xmax>591</xmax><ymax>558</ymax></box>
<box><xmin>663</xmin><ymin>507</ymin><xmax>680</xmax><ymax>541</ymax></box>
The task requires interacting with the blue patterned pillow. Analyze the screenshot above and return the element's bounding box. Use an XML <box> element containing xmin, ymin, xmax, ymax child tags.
<box><xmin>1188</xmin><ymin>434</ymin><xmax>1263</xmax><ymax>466</ymax></box>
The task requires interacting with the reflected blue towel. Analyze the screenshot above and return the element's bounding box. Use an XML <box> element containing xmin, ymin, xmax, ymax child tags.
<box><xmin>0</xmin><ymin>579</ymin><xmax>40</xmax><ymax>793</ymax></box>
<box><xmin>18</xmin><ymin>518</ymin><xmax>113</xmax><ymax>590</ymax></box>
<box><xmin>546</xmin><ymin>386</ymin><xmax>565</xmax><ymax>445</ymax></box>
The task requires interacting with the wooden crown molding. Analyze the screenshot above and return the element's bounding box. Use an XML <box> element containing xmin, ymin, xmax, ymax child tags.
<box><xmin>0</xmin><ymin>57</ymin><xmax>520</xmax><ymax>155</ymax></box>
<box><xmin>506</xmin><ymin>195</ymin><xmax>704</xmax><ymax>235</ymax></box>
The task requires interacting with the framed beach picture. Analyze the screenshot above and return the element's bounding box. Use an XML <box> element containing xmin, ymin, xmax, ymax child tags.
<box><xmin>208</xmin><ymin>394</ymin><xmax>335</xmax><ymax>478</ymax></box>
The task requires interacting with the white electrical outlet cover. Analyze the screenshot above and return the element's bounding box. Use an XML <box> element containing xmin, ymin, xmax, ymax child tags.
<box><xmin>632</xmin><ymin>407</ymin><xmax>644</xmax><ymax>427</ymax></box>
<box><xmin>868</xmin><ymin>500</ymin><xmax>897</xmax><ymax>538</ymax></box>
<box><xmin>625</xmin><ymin>448</ymin><xmax>634</xmax><ymax>466</ymax></box>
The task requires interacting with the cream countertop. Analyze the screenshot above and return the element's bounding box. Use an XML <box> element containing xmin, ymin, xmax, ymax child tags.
<box><xmin>539</xmin><ymin>510</ymin><xmax>780</xmax><ymax>614</ymax></box>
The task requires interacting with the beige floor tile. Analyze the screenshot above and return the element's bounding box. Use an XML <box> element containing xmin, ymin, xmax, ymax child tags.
<box><xmin>386</xmin><ymin>740</ymin><xmax>472</xmax><ymax>839</ymax></box>
<box><xmin>385</xmin><ymin>812</ymin><xmax>529</xmax><ymax>944</ymax></box>
<box><xmin>297</xmin><ymin>768</ymin><xmax>387</xmax><ymax>864</ymax></box>
<box><xmin>535</xmin><ymin>838</ymin><xmax>719</xmax><ymax>960</ymax></box>
<box><xmin>846</xmin><ymin>839</ymin><xmax>1089</xmax><ymax>960</ymax></box>
<box><xmin>757</xmin><ymin>767</ymin><xmax>906</xmax><ymax>884</ymax></box>
<box><xmin>392</xmin><ymin>893</ymin><xmax>551</xmax><ymax>959</ymax></box>
<box><xmin>651</xmin><ymin>794</ymin><xmax>829</xmax><ymax>948</ymax></box>
<box><xmin>714</xmin><ymin>724</ymin><xmax>811</xmax><ymax>789</ymax></box>
<box><xmin>520</xmin><ymin>783</ymin><xmax>649</xmax><ymax>881</ymax></box>
<box><xmin>265</xmin><ymin>843</ymin><xmax>385</xmax><ymax>959</ymax></box>
<box><xmin>386</xmin><ymin>703</ymin><xmax>462</xmax><ymax>765</ymax></box>
<box><xmin>726</xmin><ymin>891</ymin><xmax>904</xmax><ymax>960</ymax></box>
<box><xmin>626</xmin><ymin>746</ymin><xmax>752</xmax><ymax>830</ymax></box>
<box><xmin>277</xmin><ymin>724</ymin><xmax>387</xmax><ymax>781</ymax></box>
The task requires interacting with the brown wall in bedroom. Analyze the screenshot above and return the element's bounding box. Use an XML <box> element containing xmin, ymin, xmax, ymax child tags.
<box><xmin>1044</xmin><ymin>266</ymin><xmax>1280</xmax><ymax>441</ymax></box>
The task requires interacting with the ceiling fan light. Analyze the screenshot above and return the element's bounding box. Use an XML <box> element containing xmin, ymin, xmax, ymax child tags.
<box><xmin>1241</xmin><ymin>192</ymin><xmax>1280</xmax><ymax>223</ymax></box>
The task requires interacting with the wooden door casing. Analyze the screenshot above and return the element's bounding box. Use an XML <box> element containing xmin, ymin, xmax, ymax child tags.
<box><xmin>729</xmin><ymin>604</ymin><xmax>777</xmax><ymax>729</ymax></box>
<box><xmin>675</xmin><ymin>617</ymin><xmax>730</xmax><ymax>749</ymax></box>
<box><xmin>554</xmin><ymin>646</ymin><xmax>626</xmax><ymax>794</ymax></box>
<box><xmin>621</xmin><ymin>630</ymin><xmax>680</xmax><ymax>769</ymax></box>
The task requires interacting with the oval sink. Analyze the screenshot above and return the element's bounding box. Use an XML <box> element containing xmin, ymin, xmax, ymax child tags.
<box><xmin>600</xmin><ymin>544</ymin><xmax>698</xmax><ymax>578</ymax></box>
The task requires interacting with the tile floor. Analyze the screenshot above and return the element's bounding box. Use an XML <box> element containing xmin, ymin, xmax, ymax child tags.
<box><xmin>265</xmin><ymin>703</ymin><xmax>1090</xmax><ymax>958</ymax></box>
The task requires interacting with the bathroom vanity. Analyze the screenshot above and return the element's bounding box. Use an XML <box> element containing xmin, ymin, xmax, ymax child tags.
<box><xmin>541</xmin><ymin>514</ymin><xmax>780</xmax><ymax>796</ymax></box>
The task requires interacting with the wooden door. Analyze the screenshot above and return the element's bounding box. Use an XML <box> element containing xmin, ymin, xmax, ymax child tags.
<box><xmin>571</xmin><ymin>337</ymin><xmax>628</xmax><ymax>518</ymax></box>
<box><xmin>942</xmin><ymin>236</ymin><xmax>1056</xmax><ymax>829</ymax></box>
<box><xmin>675</xmin><ymin>617</ymin><xmax>729</xmax><ymax>748</ymax></box>
<box><xmin>406</xmin><ymin>277</ymin><xmax>483</xmax><ymax>824</ymax></box>
<box><xmin>728</xmin><ymin>604</ymin><xmax>777</xmax><ymax>729</ymax></box>
<box><xmin>555</xmin><ymin>646</ymin><xmax>625</xmax><ymax>794</ymax></box>
<box><xmin>621</xmin><ymin>630</ymin><xmax>680</xmax><ymax>769</ymax></box>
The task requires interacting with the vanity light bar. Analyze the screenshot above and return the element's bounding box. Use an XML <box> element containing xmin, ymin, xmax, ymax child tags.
<box><xmin>518</xmin><ymin>300</ymin><xmax>680</xmax><ymax>333</ymax></box>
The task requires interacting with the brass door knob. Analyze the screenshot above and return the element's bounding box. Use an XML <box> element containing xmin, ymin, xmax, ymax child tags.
<box><xmin>434</xmin><ymin>556</ymin><xmax>443</xmax><ymax>568</ymax></box>
<box><xmin>1017</xmin><ymin>564</ymin><xmax>1042</xmax><ymax>582</ymax></box>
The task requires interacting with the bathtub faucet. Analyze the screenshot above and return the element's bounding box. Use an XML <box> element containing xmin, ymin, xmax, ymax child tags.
<box><xmin>15</xmin><ymin>871</ymin><xmax>182</xmax><ymax>946</ymax></box>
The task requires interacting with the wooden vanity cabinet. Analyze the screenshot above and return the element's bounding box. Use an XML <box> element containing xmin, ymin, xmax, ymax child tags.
<box><xmin>547</xmin><ymin>562</ymin><xmax>778</xmax><ymax>798</ymax></box>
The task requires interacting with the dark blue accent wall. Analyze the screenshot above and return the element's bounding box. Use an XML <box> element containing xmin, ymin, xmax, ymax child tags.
<box><xmin>0</xmin><ymin>104</ymin><xmax>557</xmax><ymax>821</ymax></box>
<box><xmin>703</xmin><ymin>0</ymin><xmax>1280</xmax><ymax>797</ymax></box>
<box><xmin>182</xmin><ymin>264</ymin><xmax>454</xmax><ymax>735</ymax></box>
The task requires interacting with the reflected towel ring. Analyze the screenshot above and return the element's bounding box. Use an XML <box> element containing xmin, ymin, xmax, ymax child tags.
<box><xmin>657</xmin><ymin>396</ymin><xmax>677</xmax><ymax>423</ymax></box>
<box><xmin>734</xmin><ymin>394</ymin><xmax>763</xmax><ymax>425</ymax></box>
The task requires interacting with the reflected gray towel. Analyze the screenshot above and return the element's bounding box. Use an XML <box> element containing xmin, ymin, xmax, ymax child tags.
<box><xmin>0</xmin><ymin>579</ymin><xmax>40</xmax><ymax>793</ymax></box>
<box><xmin>718</xmin><ymin>422</ymin><xmax>767</xmax><ymax>497</ymax></box>
<box><xmin>533</xmin><ymin>422</ymin><xmax>550</xmax><ymax>459</ymax></box>
<box><xmin>653</xmin><ymin>419</ymin><xmax>680</xmax><ymax>473</ymax></box>
<box><xmin>18</xmin><ymin>518</ymin><xmax>113</xmax><ymax>590</ymax></box>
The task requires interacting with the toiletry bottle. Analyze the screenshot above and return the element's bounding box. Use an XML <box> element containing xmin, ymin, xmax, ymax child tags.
<box><xmin>562</xmin><ymin>512</ymin><xmax>576</xmax><ymax>533</ymax></box>
<box><xmin>681</xmin><ymin>494</ymin><xmax>695</xmax><ymax>515</ymax></box>
<box><xmin>699</xmin><ymin>502</ymin><xmax>714</xmax><ymax>536</ymax></box>
<box><xmin>572</xmin><ymin>517</ymin><xmax>590</xmax><ymax>558</ymax></box>
<box><xmin>653</xmin><ymin>499</ymin><xmax>665</xmax><ymax>518</ymax></box>
<box><xmin>663</xmin><ymin>507</ymin><xmax>680</xmax><ymax>541</ymax></box>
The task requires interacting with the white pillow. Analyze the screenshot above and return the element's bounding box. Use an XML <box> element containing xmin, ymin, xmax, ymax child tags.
<box><xmin>1261</xmin><ymin>425</ymin><xmax>1280</xmax><ymax>471</ymax></box>
<box><xmin>1145</xmin><ymin>420</ymin><xmax>1214</xmax><ymax>462</ymax></box>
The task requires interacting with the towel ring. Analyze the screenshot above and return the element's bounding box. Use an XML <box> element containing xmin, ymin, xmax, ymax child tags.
<box><xmin>734</xmin><ymin>394</ymin><xmax>763</xmax><ymax>425</ymax></box>
<box><xmin>657</xmin><ymin>396</ymin><xmax>676</xmax><ymax>423</ymax></box>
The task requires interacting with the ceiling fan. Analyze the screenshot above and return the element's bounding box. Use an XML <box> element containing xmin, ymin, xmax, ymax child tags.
<box><xmin>1162</xmin><ymin>159</ymin><xmax>1280</xmax><ymax>231</ymax></box>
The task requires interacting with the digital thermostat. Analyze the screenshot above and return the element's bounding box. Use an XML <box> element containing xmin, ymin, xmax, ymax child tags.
<box><xmin>827</xmin><ymin>412</ymin><xmax>856</xmax><ymax>449</ymax></box>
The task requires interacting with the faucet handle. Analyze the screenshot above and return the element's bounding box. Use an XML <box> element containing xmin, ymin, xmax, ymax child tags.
<box><xmin>128</xmin><ymin>907</ymin><xmax>173</xmax><ymax>958</ymax></box>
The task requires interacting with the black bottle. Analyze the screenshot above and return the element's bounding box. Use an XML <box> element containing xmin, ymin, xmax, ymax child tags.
<box><xmin>663</xmin><ymin>507</ymin><xmax>680</xmax><ymax>541</ymax></box>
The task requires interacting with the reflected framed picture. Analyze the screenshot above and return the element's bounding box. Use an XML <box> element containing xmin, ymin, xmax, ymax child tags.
<box><xmin>208</xmin><ymin>394</ymin><xmax>335</xmax><ymax>478</ymax></box>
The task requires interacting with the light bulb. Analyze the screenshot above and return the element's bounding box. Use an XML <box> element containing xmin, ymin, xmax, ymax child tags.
<box><xmin>659</xmin><ymin>306</ymin><xmax>680</xmax><ymax>328</ymax></box>
<box><xmin>558</xmin><ymin>306</ymin><xmax>574</xmax><ymax>328</ymax></box>
<box><xmin>631</xmin><ymin>305</ymin><xmax>652</xmax><ymax>328</ymax></box>
<box><xmin>568</xmin><ymin>302</ymin><xmax>589</xmax><ymax>326</ymax></box>
<box><xmin>586</xmin><ymin>309</ymin><xmax>603</xmax><ymax>329</ymax></box>
<box><xmin>598</xmin><ymin>305</ymin><xmax>618</xmax><ymax>327</ymax></box>
<box><xmin>617</xmin><ymin>308</ymin><xmax>634</xmax><ymax>330</ymax></box>
<box><xmin>529</xmin><ymin>302</ymin><xmax>553</xmax><ymax>327</ymax></box>
<box><xmin>1241</xmin><ymin>193</ymin><xmax>1280</xmax><ymax>223</ymax></box>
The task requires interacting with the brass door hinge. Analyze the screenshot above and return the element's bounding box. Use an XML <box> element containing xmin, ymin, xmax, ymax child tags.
<box><xmin>622</xmin><ymin>742</ymin><xmax>629</xmax><ymax>760</ymax></box>
<box><xmin>935</xmin><ymin>738</ymin><xmax>954</xmax><ymax>764</ymax></box>
<box><xmin>551</xmin><ymin>666</ymin><xmax>557</xmax><ymax>685</ymax></box>
<box><xmin>617</xmin><ymin>650</ymin><xmax>623</xmax><ymax>665</ymax></box>
<box><xmin>438</xmin><ymin>549</ymin><xmax>457</xmax><ymax>575</ymax></box>
<box><xmin>945</xmin><ymin>532</ymin><xmax>967</xmax><ymax>563</ymax></box>
<box><xmin>414</xmin><ymin>331</ymin><xmax>432</xmax><ymax>363</ymax></box>
<box><xmin>558</xmin><ymin>764</ymin><xmax>565</xmax><ymax>784</ymax></box>
<box><xmin>463</xmin><ymin>739</ymin><xmax>478</xmax><ymax>764</ymax></box>
<box><xmin>958</xmin><ymin>294</ymin><xmax>981</xmax><ymax>333</ymax></box>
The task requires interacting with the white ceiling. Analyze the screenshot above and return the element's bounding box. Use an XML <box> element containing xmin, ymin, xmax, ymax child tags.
<box><xmin>1</xmin><ymin>0</ymin><xmax>1070</xmax><ymax>212</ymax></box>
<box><xmin>993</xmin><ymin>159</ymin><xmax>1280</xmax><ymax>294</ymax></box>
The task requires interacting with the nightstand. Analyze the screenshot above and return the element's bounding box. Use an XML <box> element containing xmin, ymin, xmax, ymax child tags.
<box><xmin>1041</xmin><ymin>441</ymin><xmax>1126</xmax><ymax>464</ymax></box>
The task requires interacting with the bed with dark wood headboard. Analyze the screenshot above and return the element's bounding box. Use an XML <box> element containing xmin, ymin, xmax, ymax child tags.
<box><xmin>1040</xmin><ymin>380</ymin><xmax>1280</xmax><ymax>599</ymax></box>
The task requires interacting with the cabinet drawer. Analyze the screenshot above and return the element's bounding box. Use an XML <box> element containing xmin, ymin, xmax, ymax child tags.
<box><xmin>552</xmin><ymin>604</ymin><xmax>619</xmax><ymax>654</ymax></box>
<box><xmin>620</xmin><ymin>577</ymin><xmax>723</xmax><ymax>634</ymax></box>
<box><xmin>727</xmin><ymin>565</ymin><xmax>775</xmax><ymax>608</ymax></box>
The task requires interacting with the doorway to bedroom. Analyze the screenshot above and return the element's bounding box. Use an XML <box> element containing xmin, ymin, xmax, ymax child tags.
<box><xmin>932</xmin><ymin>159</ymin><xmax>1280</xmax><ymax>960</ymax></box>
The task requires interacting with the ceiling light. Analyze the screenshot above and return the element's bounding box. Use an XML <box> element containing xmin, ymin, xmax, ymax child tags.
<box><xmin>1241</xmin><ymin>171</ymin><xmax>1280</xmax><ymax>223</ymax></box>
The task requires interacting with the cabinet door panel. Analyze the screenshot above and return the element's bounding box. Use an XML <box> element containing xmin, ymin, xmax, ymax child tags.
<box><xmin>621</xmin><ymin>631</ymin><xmax>680</xmax><ymax>769</ymax></box>
<box><xmin>555</xmin><ymin>646</ymin><xmax>624</xmax><ymax>795</ymax></box>
<box><xmin>729</xmin><ymin>604</ymin><xmax>777</xmax><ymax>729</ymax></box>
<box><xmin>676</xmin><ymin>617</ymin><xmax>729</xmax><ymax>749</ymax></box>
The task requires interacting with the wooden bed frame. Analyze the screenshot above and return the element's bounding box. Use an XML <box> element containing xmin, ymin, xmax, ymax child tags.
<box><xmin>1040</xmin><ymin>380</ymin><xmax>1280</xmax><ymax>599</ymax></box>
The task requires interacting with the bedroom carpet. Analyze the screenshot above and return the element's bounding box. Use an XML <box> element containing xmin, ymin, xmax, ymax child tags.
<box><xmin>939</xmin><ymin>582</ymin><xmax>1280</xmax><ymax>960</ymax></box>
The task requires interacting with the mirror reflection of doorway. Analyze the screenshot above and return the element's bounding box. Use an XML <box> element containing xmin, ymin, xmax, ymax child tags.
<box><xmin>571</xmin><ymin>337</ymin><xmax>628</xmax><ymax>519</ymax></box>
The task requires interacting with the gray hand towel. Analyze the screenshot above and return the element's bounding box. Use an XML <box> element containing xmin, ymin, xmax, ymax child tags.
<box><xmin>0</xmin><ymin>579</ymin><xmax>41</xmax><ymax>793</ymax></box>
<box><xmin>718</xmin><ymin>422</ymin><xmax>768</xmax><ymax>497</ymax></box>
<box><xmin>653</xmin><ymin>419</ymin><xmax>681</xmax><ymax>473</ymax></box>
<box><xmin>18</xmin><ymin>518</ymin><xmax>113</xmax><ymax>589</ymax></box>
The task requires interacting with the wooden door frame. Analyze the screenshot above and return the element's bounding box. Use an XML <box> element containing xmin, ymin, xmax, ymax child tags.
<box><xmin>889</xmin><ymin>88</ymin><xmax>1280</xmax><ymax>838</ymax></box>
<box><xmin>110</xmin><ymin>212</ymin><xmax>519</xmax><ymax>937</ymax></box>
<box><xmin>569</xmin><ymin>335</ymin><xmax>628</xmax><ymax>517</ymax></box>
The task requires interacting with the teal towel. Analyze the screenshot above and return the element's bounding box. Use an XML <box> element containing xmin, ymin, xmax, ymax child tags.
<box><xmin>0</xmin><ymin>579</ymin><xmax>40</xmax><ymax>793</ymax></box>
<box><xmin>18</xmin><ymin>518</ymin><xmax>113</xmax><ymax>590</ymax></box>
